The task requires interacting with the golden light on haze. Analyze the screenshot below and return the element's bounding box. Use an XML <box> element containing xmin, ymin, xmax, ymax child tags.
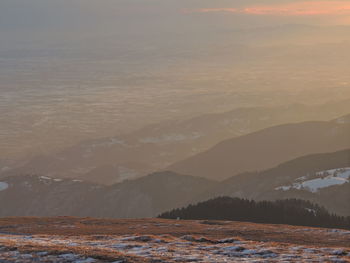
<box><xmin>333</xmin><ymin>14</ymin><xmax>350</xmax><ymax>24</ymax></box>
<box><xmin>1</xmin><ymin>0</ymin><xmax>350</xmax><ymax>159</ymax></box>
<box><xmin>188</xmin><ymin>1</ymin><xmax>350</xmax><ymax>24</ymax></box>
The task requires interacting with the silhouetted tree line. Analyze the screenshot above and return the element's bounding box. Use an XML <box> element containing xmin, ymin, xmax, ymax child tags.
<box><xmin>159</xmin><ymin>197</ymin><xmax>350</xmax><ymax>230</ymax></box>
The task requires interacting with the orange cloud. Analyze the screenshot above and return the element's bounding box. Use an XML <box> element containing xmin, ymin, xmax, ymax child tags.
<box><xmin>191</xmin><ymin>1</ymin><xmax>350</xmax><ymax>16</ymax></box>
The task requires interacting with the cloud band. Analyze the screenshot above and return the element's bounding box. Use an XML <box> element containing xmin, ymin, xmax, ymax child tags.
<box><xmin>187</xmin><ymin>1</ymin><xmax>350</xmax><ymax>16</ymax></box>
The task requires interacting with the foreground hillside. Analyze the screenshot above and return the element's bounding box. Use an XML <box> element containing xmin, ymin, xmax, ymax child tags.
<box><xmin>0</xmin><ymin>217</ymin><xmax>349</xmax><ymax>262</ymax></box>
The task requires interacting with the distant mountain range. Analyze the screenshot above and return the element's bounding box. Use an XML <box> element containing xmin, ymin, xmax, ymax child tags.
<box><xmin>169</xmin><ymin>115</ymin><xmax>350</xmax><ymax>180</ymax></box>
<box><xmin>1</xmin><ymin>111</ymin><xmax>349</xmax><ymax>218</ymax></box>
<box><xmin>0</xmin><ymin>172</ymin><xmax>214</xmax><ymax>218</ymax></box>
<box><xmin>2</xmin><ymin>102</ymin><xmax>350</xmax><ymax>185</ymax></box>
<box><xmin>0</xmin><ymin>149</ymin><xmax>349</xmax><ymax>217</ymax></box>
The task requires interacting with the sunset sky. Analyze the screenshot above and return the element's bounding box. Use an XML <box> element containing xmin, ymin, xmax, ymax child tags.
<box><xmin>1</xmin><ymin>0</ymin><xmax>350</xmax><ymax>43</ymax></box>
<box><xmin>192</xmin><ymin>1</ymin><xmax>350</xmax><ymax>16</ymax></box>
<box><xmin>185</xmin><ymin>1</ymin><xmax>350</xmax><ymax>25</ymax></box>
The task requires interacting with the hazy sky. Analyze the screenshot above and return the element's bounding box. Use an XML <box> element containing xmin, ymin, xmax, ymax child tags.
<box><xmin>2</xmin><ymin>0</ymin><xmax>350</xmax><ymax>35</ymax></box>
<box><xmin>1</xmin><ymin>0</ymin><xmax>350</xmax><ymax>158</ymax></box>
<box><xmin>189</xmin><ymin>1</ymin><xmax>350</xmax><ymax>25</ymax></box>
<box><xmin>189</xmin><ymin>1</ymin><xmax>350</xmax><ymax>16</ymax></box>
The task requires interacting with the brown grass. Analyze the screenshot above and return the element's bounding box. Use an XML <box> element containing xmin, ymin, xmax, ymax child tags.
<box><xmin>0</xmin><ymin>236</ymin><xmax>150</xmax><ymax>263</ymax></box>
<box><xmin>0</xmin><ymin>217</ymin><xmax>349</xmax><ymax>248</ymax></box>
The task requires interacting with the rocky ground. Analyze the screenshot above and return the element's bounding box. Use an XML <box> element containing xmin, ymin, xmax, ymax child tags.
<box><xmin>0</xmin><ymin>217</ymin><xmax>349</xmax><ymax>262</ymax></box>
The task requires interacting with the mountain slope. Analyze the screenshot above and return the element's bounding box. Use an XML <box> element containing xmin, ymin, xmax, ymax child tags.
<box><xmin>199</xmin><ymin>149</ymin><xmax>350</xmax><ymax>216</ymax></box>
<box><xmin>169</xmin><ymin>115</ymin><xmax>350</xmax><ymax>180</ymax></box>
<box><xmin>0</xmin><ymin>172</ymin><xmax>215</xmax><ymax>218</ymax></box>
<box><xmin>92</xmin><ymin>172</ymin><xmax>216</xmax><ymax>218</ymax></box>
<box><xmin>0</xmin><ymin>151</ymin><xmax>349</xmax><ymax>218</ymax></box>
<box><xmin>0</xmin><ymin>175</ymin><xmax>100</xmax><ymax>217</ymax></box>
<box><xmin>3</xmin><ymin>102</ymin><xmax>350</xmax><ymax>185</ymax></box>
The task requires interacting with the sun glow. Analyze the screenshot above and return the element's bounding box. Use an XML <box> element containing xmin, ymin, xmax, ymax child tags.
<box><xmin>190</xmin><ymin>1</ymin><xmax>350</xmax><ymax>17</ymax></box>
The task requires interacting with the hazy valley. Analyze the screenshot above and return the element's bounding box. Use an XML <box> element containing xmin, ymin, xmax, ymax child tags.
<box><xmin>1</xmin><ymin>1</ymin><xmax>350</xmax><ymax>262</ymax></box>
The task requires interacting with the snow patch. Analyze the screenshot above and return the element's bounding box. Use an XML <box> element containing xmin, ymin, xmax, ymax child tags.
<box><xmin>40</xmin><ymin>176</ymin><xmax>52</xmax><ymax>180</ymax></box>
<box><xmin>0</xmin><ymin>182</ymin><xmax>9</xmax><ymax>191</ymax></box>
<box><xmin>276</xmin><ymin>168</ymin><xmax>350</xmax><ymax>193</ymax></box>
<box><xmin>53</xmin><ymin>178</ymin><xmax>63</xmax><ymax>182</ymax></box>
<box><xmin>300</xmin><ymin>177</ymin><xmax>348</xmax><ymax>192</ymax></box>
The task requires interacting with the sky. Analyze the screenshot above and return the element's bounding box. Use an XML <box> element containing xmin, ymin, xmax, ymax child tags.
<box><xmin>1</xmin><ymin>0</ymin><xmax>349</xmax><ymax>49</ymax></box>
<box><xmin>187</xmin><ymin>1</ymin><xmax>350</xmax><ymax>25</ymax></box>
<box><xmin>1</xmin><ymin>0</ymin><xmax>350</xmax><ymax>158</ymax></box>
<box><xmin>190</xmin><ymin>1</ymin><xmax>350</xmax><ymax>16</ymax></box>
<box><xmin>2</xmin><ymin>0</ymin><xmax>350</xmax><ymax>31</ymax></box>
<box><xmin>1</xmin><ymin>1</ymin><xmax>350</xmax><ymax>43</ymax></box>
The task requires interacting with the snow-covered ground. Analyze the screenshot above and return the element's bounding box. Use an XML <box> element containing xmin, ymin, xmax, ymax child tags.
<box><xmin>0</xmin><ymin>217</ymin><xmax>349</xmax><ymax>262</ymax></box>
<box><xmin>0</xmin><ymin>232</ymin><xmax>349</xmax><ymax>262</ymax></box>
<box><xmin>0</xmin><ymin>249</ymin><xmax>98</xmax><ymax>263</ymax></box>
<box><xmin>276</xmin><ymin>168</ymin><xmax>350</xmax><ymax>193</ymax></box>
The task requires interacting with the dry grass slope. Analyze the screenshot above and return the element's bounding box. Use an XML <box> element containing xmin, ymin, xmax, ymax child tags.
<box><xmin>0</xmin><ymin>217</ymin><xmax>349</xmax><ymax>262</ymax></box>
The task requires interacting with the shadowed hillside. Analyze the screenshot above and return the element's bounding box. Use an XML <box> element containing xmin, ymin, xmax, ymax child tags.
<box><xmin>169</xmin><ymin>116</ymin><xmax>350</xmax><ymax>180</ymax></box>
<box><xmin>199</xmin><ymin>149</ymin><xmax>350</xmax><ymax>216</ymax></box>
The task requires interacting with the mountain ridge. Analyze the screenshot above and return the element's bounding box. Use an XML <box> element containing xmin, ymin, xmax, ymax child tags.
<box><xmin>2</xmin><ymin>103</ymin><xmax>350</xmax><ymax>185</ymax></box>
<box><xmin>169</xmin><ymin>117</ymin><xmax>350</xmax><ymax>180</ymax></box>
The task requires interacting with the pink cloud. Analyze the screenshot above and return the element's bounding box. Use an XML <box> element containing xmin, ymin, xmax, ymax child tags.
<box><xmin>195</xmin><ymin>8</ymin><xmax>239</xmax><ymax>13</ymax></box>
<box><xmin>190</xmin><ymin>1</ymin><xmax>350</xmax><ymax>16</ymax></box>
